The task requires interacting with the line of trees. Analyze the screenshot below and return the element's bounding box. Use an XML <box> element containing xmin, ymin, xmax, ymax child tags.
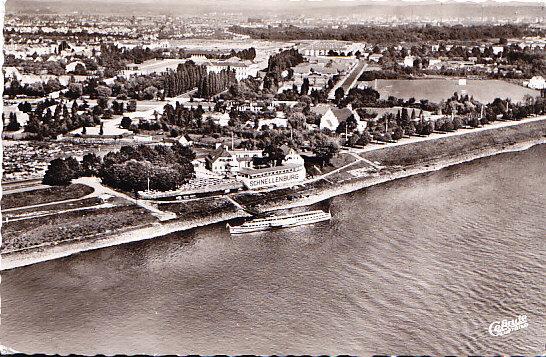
<box><xmin>163</xmin><ymin>62</ymin><xmax>207</xmax><ymax>97</ymax></box>
<box><xmin>229</xmin><ymin>24</ymin><xmax>541</xmax><ymax>44</ymax></box>
<box><xmin>196</xmin><ymin>69</ymin><xmax>237</xmax><ymax>99</ymax></box>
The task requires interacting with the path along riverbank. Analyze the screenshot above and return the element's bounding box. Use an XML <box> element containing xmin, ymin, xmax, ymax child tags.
<box><xmin>2</xmin><ymin>118</ymin><xmax>545</xmax><ymax>270</ymax></box>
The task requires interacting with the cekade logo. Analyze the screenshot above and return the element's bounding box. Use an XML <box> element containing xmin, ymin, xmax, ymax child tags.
<box><xmin>488</xmin><ymin>314</ymin><xmax>529</xmax><ymax>336</ymax></box>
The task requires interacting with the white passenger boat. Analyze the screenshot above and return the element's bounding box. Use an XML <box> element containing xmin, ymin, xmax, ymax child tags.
<box><xmin>227</xmin><ymin>210</ymin><xmax>331</xmax><ymax>234</ymax></box>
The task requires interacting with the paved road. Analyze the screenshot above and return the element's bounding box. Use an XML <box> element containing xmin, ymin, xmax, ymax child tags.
<box><xmin>340</xmin><ymin>59</ymin><xmax>368</xmax><ymax>93</ymax></box>
<box><xmin>2</xmin><ymin>179</ymin><xmax>48</xmax><ymax>195</ymax></box>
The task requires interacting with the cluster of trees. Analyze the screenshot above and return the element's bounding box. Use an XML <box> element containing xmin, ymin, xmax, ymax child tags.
<box><xmin>276</xmin><ymin>86</ymin><xmax>330</xmax><ymax>104</ymax></box>
<box><xmin>344</xmin><ymin>94</ymin><xmax>545</xmax><ymax>147</ymax></box>
<box><xmin>219</xmin><ymin>48</ymin><xmax>257</xmax><ymax>61</ymax></box>
<box><xmin>267</xmin><ymin>49</ymin><xmax>305</xmax><ymax>74</ymax></box>
<box><xmin>341</xmin><ymin>87</ymin><xmax>381</xmax><ymax>108</ymax></box>
<box><xmin>4</xmin><ymin>55</ymin><xmax>66</xmax><ymax>76</ymax></box>
<box><xmin>98</xmin><ymin>44</ymin><xmax>167</xmax><ymax>76</ymax></box>
<box><xmin>224</xmin><ymin>78</ymin><xmax>263</xmax><ymax>100</ymax></box>
<box><xmin>4</xmin><ymin>77</ymin><xmax>63</xmax><ymax>98</ymax></box>
<box><xmin>43</xmin><ymin>143</ymin><xmax>196</xmax><ymax>192</ymax></box>
<box><xmin>229</xmin><ymin>24</ymin><xmax>540</xmax><ymax>44</ymax></box>
<box><xmin>263</xmin><ymin>49</ymin><xmax>305</xmax><ymax>92</ymax></box>
<box><xmin>161</xmin><ymin>102</ymin><xmax>205</xmax><ymax>129</ymax></box>
<box><xmin>23</xmin><ymin>98</ymin><xmax>113</xmax><ymax>139</ymax></box>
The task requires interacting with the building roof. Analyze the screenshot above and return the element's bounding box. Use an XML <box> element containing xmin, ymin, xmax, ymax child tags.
<box><xmin>310</xmin><ymin>104</ymin><xmax>332</xmax><ymax>116</ymax></box>
<box><xmin>238</xmin><ymin>163</ymin><xmax>302</xmax><ymax>175</ymax></box>
<box><xmin>332</xmin><ymin>107</ymin><xmax>354</xmax><ymax>122</ymax></box>
<box><xmin>206</xmin><ymin>147</ymin><xmax>233</xmax><ymax>164</ymax></box>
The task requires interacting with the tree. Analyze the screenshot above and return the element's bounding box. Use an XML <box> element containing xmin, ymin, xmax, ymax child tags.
<box><xmin>74</xmin><ymin>63</ymin><xmax>87</xmax><ymax>75</ymax></box>
<box><xmin>5</xmin><ymin>112</ymin><xmax>21</xmax><ymax>131</ymax></box>
<box><xmin>45</xmin><ymin>78</ymin><xmax>62</xmax><ymax>93</ymax></box>
<box><xmin>99</xmin><ymin>123</ymin><xmax>104</xmax><ymax>135</ymax></box>
<box><xmin>300</xmin><ymin>78</ymin><xmax>310</xmax><ymax>96</ymax></box>
<box><xmin>64</xmin><ymin>156</ymin><xmax>81</xmax><ymax>178</ymax></box>
<box><xmin>127</xmin><ymin>100</ymin><xmax>137</xmax><ymax>112</ymax></box>
<box><xmin>263</xmin><ymin>144</ymin><xmax>285</xmax><ymax>166</ymax></box>
<box><xmin>81</xmin><ymin>153</ymin><xmax>102</xmax><ymax>176</ymax></box>
<box><xmin>143</xmin><ymin>86</ymin><xmax>158</xmax><ymax>100</ymax></box>
<box><xmin>120</xmin><ymin>116</ymin><xmax>132</xmax><ymax>129</ymax></box>
<box><xmin>42</xmin><ymin>158</ymin><xmax>73</xmax><ymax>186</ymax></box>
<box><xmin>66</xmin><ymin>83</ymin><xmax>83</xmax><ymax>99</ymax></box>
<box><xmin>311</xmin><ymin>133</ymin><xmax>339</xmax><ymax>167</ymax></box>
<box><xmin>392</xmin><ymin>126</ymin><xmax>404</xmax><ymax>140</ymax></box>
<box><xmin>334</xmin><ymin>87</ymin><xmax>345</xmax><ymax>104</ymax></box>
<box><xmin>96</xmin><ymin>85</ymin><xmax>112</xmax><ymax>98</ymax></box>
<box><xmin>82</xmin><ymin>125</ymin><xmax>87</xmax><ymax>135</ymax></box>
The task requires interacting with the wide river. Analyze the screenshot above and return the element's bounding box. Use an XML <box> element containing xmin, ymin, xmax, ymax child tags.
<box><xmin>1</xmin><ymin>145</ymin><xmax>545</xmax><ymax>355</ymax></box>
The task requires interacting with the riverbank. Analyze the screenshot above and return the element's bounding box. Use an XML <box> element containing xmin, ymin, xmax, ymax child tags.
<box><xmin>1</xmin><ymin>208</ymin><xmax>251</xmax><ymax>270</ymax></box>
<box><xmin>2</xmin><ymin>119</ymin><xmax>545</xmax><ymax>270</ymax></box>
<box><xmin>257</xmin><ymin>138</ymin><xmax>546</xmax><ymax>213</ymax></box>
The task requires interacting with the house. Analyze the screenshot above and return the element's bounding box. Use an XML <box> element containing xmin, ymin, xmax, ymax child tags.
<box><xmin>205</xmin><ymin>147</ymin><xmax>238</xmax><ymax>175</ymax></box>
<box><xmin>205</xmin><ymin>146</ymin><xmax>263</xmax><ymax>175</ymax></box>
<box><xmin>281</xmin><ymin>145</ymin><xmax>305</xmax><ymax>166</ymax></box>
<box><xmin>527</xmin><ymin>76</ymin><xmax>546</xmax><ymax>90</ymax></box>
<box><xmin>257</xmin><ymin>117</ymin><xmax>289</xmax><ymax>129</ymax></box>
<box><xmin>492</xmin><ymin>46</ymin><xmax>504</xmax><ymax>55</ymax></box>
<box><xmin>163</xmin><ymin>135</ymin><xmax>193</xmax><ymax>146</ymax></box>
<box><xmin>403</xmin><ymin>56</ymin><xmax>415</xmax><ymax>67</ymax></box>
<box><xmin>66</xmin><ymin>61</ymin><xmax>86</xmax><ymax>73</ymax></box>
<box><xmin>331</xmin><ymin>105</ymin><xmax>367</xmax><ymax>133</ymax></box>
<box><xmin>3</xmin><ymin>67</ymin><xmax>22</xmax><ymax>82</ymax></box>
<box><xmin>298</xmin><ymin>40</ymin><xmax>359</xmax><ymax>57</ymax></box>
<box><xmin>311</xmin><ymin>104</ymin><xmax>339</xmax><ymax>131</ymax></box>
<box><xmin>205</xmin><ymin>59</ymin><xmax>258</xmax><ymax>81</ymax></box>
<box><xmin>367</xmin><ymin>53</ymin><xmax>383</xmax><ymax>62</ymax></box>
<box><xmin>208</xmin><ymin>112</ymin><xmax>231</xmax><ymax>127</ymax></box>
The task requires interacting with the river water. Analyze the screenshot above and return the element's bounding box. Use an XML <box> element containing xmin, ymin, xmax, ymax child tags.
<box><xmin>1</xmin><ymin>145</ymin><xmax>545</xmax><ymax>355</ymax></box>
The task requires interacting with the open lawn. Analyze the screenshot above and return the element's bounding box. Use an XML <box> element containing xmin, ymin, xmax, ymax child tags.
<box><xmin>1</xmin><ymin>183</ymin><xmax>94</xmax><ymax>209</ymax></box>
<box><xmin>360</xmin><ymin>119</ymin><xmax>546</xmax><ymax>167</ymax></box>
<box><xmin>159</xmin><ymin>197</ymin><xmax>239</xmax><ymax>220</ymax></box>
<box><xmin>3</xmin><ymin>197</ymin><xmax>105</xmax><ymax>220</ymax></box>
<box><xmin>361</xmin><ymin>79</ymin><xmax>540</xmax><ymax>104</ymax></box>
<box><xmin>1</xmin><ymin>205</ymin><xmax>157</xmax><ymax>252</ymax></box>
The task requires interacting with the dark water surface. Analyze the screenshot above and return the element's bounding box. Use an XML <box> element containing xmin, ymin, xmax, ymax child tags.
<box><xmin>2</xmin><ymin>145</ymin><xmax>545</xmax><ymax>355</ymax></box>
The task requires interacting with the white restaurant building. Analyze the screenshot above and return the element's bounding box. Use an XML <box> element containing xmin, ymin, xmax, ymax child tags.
<box><xmin>237</xmin><ymin>163</ymin><xmax>306</xmax><ymax>190</ymax></box>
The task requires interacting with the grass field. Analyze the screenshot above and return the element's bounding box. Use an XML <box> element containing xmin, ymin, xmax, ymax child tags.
<box><xmin>361</xmin><ymin>79</ymin><xmax>540</xmax><ymax>104</ymax></box>
<box><xmin>1</xmin><ymin>205</ymin><xmax>157</xmax><ymax>252</ymax></box>
<box><xmin>360</xmin><ymin>119</ymin><xmax>546</xmax><ymax>167</ymax></box>
<box><xmin>3</xmin><ymin>197</ymin><xmax>105</xmax><ymax>220</ymax></box>
<box><xmin>1</xmin><ymin>184</ymin><xmax>94</xmax><ymax>209</ymax></box>
<box><xmin>159</xmin><ymin>197</ymin><xmax>239</xmax><ymax>220</ymax></box>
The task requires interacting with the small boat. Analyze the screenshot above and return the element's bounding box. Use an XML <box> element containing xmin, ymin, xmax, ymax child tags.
<box><xmin>227</xmin><ymin>210</ymin><xmax>331</xmax><ymax>234</ymax></box>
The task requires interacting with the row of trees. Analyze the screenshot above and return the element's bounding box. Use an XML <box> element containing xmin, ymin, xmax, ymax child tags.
<box><xmin>163</xmin><ymin>62</ymin><xmax>207</xmax><ymax>97</ymax></box>
<box><xmin>229</xmin><ymin>24</ymin><xmax>540</xmax><ymax>44</ymax></box>
<box><xmin>219</xmin><ymin>48</ymin><xmax>256</xmax><ymax>61</ymax></box>
<box><xmin>196</xmin><ymin>70</ymin><xmax>238</xmax><ymax>99</ymax></box>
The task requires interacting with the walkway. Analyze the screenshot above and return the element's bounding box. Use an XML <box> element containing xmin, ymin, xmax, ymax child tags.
<box><xmin>340</xmin><ymin>59</ymin><xmax>368</xmax><ymax>92</ymax></box>
<box><xmin>73</xmin><ymin>177</ymin><xmax>176</xmax><ymax>221</ymax></box>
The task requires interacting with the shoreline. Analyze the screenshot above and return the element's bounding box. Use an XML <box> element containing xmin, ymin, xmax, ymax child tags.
<box><xmin>258</xmin><ymin>137</ymin><xmax>546</xmax><ymax>213</ymax></box>
<box><xmin>1</xmin><ymin>137</ymin><xmax>545</xmax><ymax>271</ymax></box>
